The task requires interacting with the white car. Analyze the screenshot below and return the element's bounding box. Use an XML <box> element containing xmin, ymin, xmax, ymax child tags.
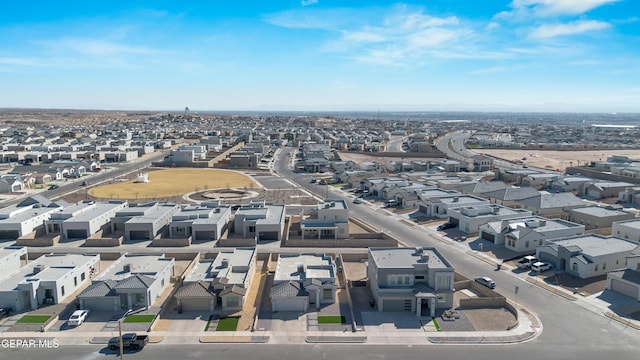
<box><xmin>68</xmin><ymin>309</ymin><xmax>89</xmax><ymax>326</ymax></box>
<box><xmin>531</xmin><ymin>262</ymin><xmax>552</xmax><ymax>272</ymax></box>
<box><xmin>474</xmin><ymin>276</ymin><xmax>496</xmax><ymax>289</ymax></box>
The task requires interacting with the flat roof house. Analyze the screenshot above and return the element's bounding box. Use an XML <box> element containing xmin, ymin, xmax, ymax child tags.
<box><xmin>0</xmin><ymin>253</ymin><xmax>99</xmax><ymax>312</ymax></box>
<box><xmin>45</xmin><ymin>200</ymin><xmax>128</xmax><ymax>240</ymax></box>
<box><xmin>111</xmin><ymin>202</ymin><xmax>181</xmax><ymax>241</ymax></box>
<box><xmin>176</xmin><ymin>248</ymin><xmax>256</xmax><ymax>312</ymax></box>
<box><xmin>269</xmin><ymin>253</ymin><xmax>336</xmax><ymax>313</ymax></box>
<box><xmin>567</xmin><ymin>206</ymin><xmax>635</xmax><ymax>230</ymax></box>
<box><xmin>516</xmin><ymin>192</ymin><xmax>585</xmax><ymax>217</ymax></box>
<box><xmin>169</xmin><ymin>201</ymin><xmax>231</xmax><ymax>241</ymax></box>
<box><xmin>479</xmin><ymin>216</ymin><xmax>585</xmax><ymax>251</ymax></box>
<box><xmin>233</xmin><ymin>201</ymin><xmax>286</xmax><ymax>242</ymax></box>
<box><xmin>537</xmin><ymin>234</ymin><xmax>638</xmax><ymax>279</ymax></box>
<box><xmin>0</xmin><ymin>195</ymin><xmax>66</xmax><ymax>241</ymax></box>
<box><xmin>300</xmin><ymin>199</ymin><xmax>349</xmax><ymax>240</ymax></box>
<box><xmin>0</xmin><ymin>245</ymin><xmax>28</xmax><ymax>281</ymax></box>
<box><xmin>447</xmin><ymin>204</ymin><xmax>532</xmax><ymax>234</ymax></box>
<box><xmin>368</xmin><ymin>247</ymin><xmax>454</xmax><ymax>317</ymax></box>
<box><xmin>422</xmin><ymin>194</ymin><xmax>490</xmax><ymax>218</ymax></box>
<box><xmin>78</xmin><ymin>254</ymin><xmax>174</xmax><ymax>312</ymax></box>
<box><xmin>612</xmin><ymin>219</ymin><xmax>640</xmax><ymax>243</ymax></box>
<box><xmin>606</xmin><ymin>247</ymin><xmax>640</xmax><ymax>300</ymax></box>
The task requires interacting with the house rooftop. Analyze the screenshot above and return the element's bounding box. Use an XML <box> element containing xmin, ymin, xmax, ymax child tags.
<box><xmin>550</xmin><ymin>235</ymin><xmax>638</xmax><ymax>257</ymax></box>
<box><xmin>369</xmin><ymin>247</ymin><xmax>452</xmax><ymax>270</ymax></box>
<box><xmin>185</xmin><ymin>248</ymin><xmax>255</xmax><ymax>285</ymax></box>
<box><xmin>274</xmin><ymin>253</ymin><xmax>335</xmax><ymax>283</ymax></box>
<box><xmin>613</xmin><ymin>219</ymin><xmax>640</xmax><ymax>230</ymax></box>
<box><xmin>96</xmin><ymin>254</ymin><xmax>173</xmax><ymax>281</ymax></box>
<box><xmin>0</xmin><ymin>253</ymin><xmax>99</xmax><ymax>292</ymax></box>
<box><xmin>569</xmin><ymin>206</ymin><xmax>631</xmax><ymax>217</ymax></box>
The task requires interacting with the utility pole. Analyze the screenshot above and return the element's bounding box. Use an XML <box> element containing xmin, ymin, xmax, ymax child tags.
<box><xmin>119</xmin><ymin>320</ymin><xmax>124</xmax><ymax>360</ymax></box>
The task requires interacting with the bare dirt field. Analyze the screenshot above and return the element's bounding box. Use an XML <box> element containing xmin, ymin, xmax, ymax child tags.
<box><xmin>478</xmin><ymin>149</ymin><xmax>640</xmax><ymax>171</ymax></box>
<box><xmin>338</xmin><ymin>152</ymin><xmax>440</xmax><ymax>163</ymax></box>
<box><xmin>88</xmin><ymin>168</ymin><xmax>259</xmax><ymax>199</ymax></box>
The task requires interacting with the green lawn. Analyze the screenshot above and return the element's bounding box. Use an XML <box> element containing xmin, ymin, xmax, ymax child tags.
<box><xmin>317</xmin><ymin>315</ymin><xmax>346</xmax><ymax>324</ymax></box>
<box><xmin>123</xmin><ymin>314</ymin><xmax>156</xmax><ymax>323</ymax></box>
<box><xmin>432</xmin><ymin>318</ymin><xmax>442</xmax><ymax>331</ymax></box>
<box><xmin>215</xmin><ymin>317</ymin><xmax>239</xmax><ymax>331</ymax></box>
<box><xmin>17</xmin><ymin>315</ymin><xmax>51</xmax><ymax>324</ymax></box>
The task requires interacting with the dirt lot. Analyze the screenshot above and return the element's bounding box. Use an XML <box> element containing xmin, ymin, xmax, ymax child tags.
<box><xmin>88</xmin><ymin>168</ymin><xmax>259</xmax><ymax>199</ymax></box>
<box><xmin>481</xmin><ymin>149</ymin><xmax>640</xmax><ymax>171</ymax></box>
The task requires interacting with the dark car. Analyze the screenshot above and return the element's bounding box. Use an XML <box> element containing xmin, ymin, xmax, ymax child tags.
<box><xmin>437</xmin><ymin>223</ymin><xmax>456</xmax><ymax>231</ymax></box>
<box><xmin>48</xmin><ymin>184</ymin><xmax>59</xmax><ymax>190</ymax></box>
<box><xmin>0</xmin><ymin>308</ymin><xmax>11</xmax><ymax>319</ymax></box>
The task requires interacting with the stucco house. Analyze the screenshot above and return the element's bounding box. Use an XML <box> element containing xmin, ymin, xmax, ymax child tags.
<box><xmin>269</xmin><ymin>253</ymin><xmax>336</xmax><ymax>313</ymax></box>
<box><xmin>537</xmin><ymin>234</ymin><xmax>638</xmax><ymax>279</ymax></box>
<box><xmin>368</xmin><ymin>247</ymin><xmax>454</xmax><ymax>317</ymax></box>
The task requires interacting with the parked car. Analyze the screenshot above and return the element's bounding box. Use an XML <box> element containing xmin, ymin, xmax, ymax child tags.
<box><xmin>384</xmin><ymin>199</ymin><xmax>399</xmax><ymax>207</ymax></box>
<box><xmin>81</xmin><ymin>181</ymin><xmax>88</xmax><ymax>186</ymax></box>
<box><xmin>0</xmin><ymin>307</ymin><xmax>11</xmax><ymax>319</ymax></box>
<box><xmin>516</xmin><ymin>256</ymin><xmax>539</xmax><ymax>270</ymax></box>
<box><xmin>67</xmin><ymin>309</ymin><xmax>89</xmax><ymax>326</ymax></box>
<box><xmin>474</xmin><ymin>276</ymin><xmax>496</xmax><ymax>289</ymax></box>
<box><xmin>437</xmin><ymin>222</ymin><xmax>456</xmax><ymax>231</ymax></box>
<box><xmin>353</xmin><ymin>198</ymin><xmax>362</xmax><ymax>204</ymax></box>
<box><xmin>47</xmin><ymin>184</ymin><xmax>59</xmax><ymax>190</ymax></box>
<box><xmin>531</xmin><ymin>262</ymin><xmax>552</xmax><ymax>272</ymax></box>
<box><xmin>108</xmin><ymin>333</ymin><xmax>149</xmax><ymax>351</ymax></box>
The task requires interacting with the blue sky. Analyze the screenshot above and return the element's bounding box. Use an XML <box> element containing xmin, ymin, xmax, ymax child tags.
<box><xmin>1</xmin><ymin>0</ymin><xmax>638</xmax><ymax>112</ymax></box>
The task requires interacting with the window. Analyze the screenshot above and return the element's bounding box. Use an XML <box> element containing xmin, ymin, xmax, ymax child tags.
<box><xmin>437</xmin><ymin>276</ymin><xmax>451</xmax><ymax>290</ymax></box>
<box><xmin>74</xmin><ymin>276</ymin><xmax>77</xmax><ymax>286</ymax></box>
<box><xmin>80</xmin><ymin>272</ymin><xmax>85</xmax><ymax>281</ymax></box>
<box><xmin>525</xmin><ymin>240</ymin><xmax>529</xmax><ymax>248</ymax></box>
<box><xmin>248</xmin><ymin>226</ymin><xmax>255</xmax><ymax>233</ymax></box>
<box><xmin>323</xmin><ymin>288</ymin><xmax>333</xmax><ymax>300</ymax></box>
<box><xmin>136</xmin><ymin>293</ymin><xmax>145</xmax><ymax>303</ymax></box>
<box><xmin>572</xmin><ymin>263</ymin><xmax>578</xmax><ymax>272</ymax></box>
<box><xmin>61</xmin><ymin>286</ymin><xmax>65</xmax><ymax>296</ymax></box>
<box><xmin>415</xmin><ymin>275</ymin><xmax>425</xmax><ymax>280</ymax></box>
<box><xmin>595</xmin><ymin>264</ymin><xmax>599</xmax><ymax>271</ymax></box>
<box><xmin>387</xmin><ymin>275</ymin><xmax>412</xmax><ymax>286</ymax></box>
<box><xmin>603</xmin><ymin>263</ymin><xmax>606</xmax><ymax>270</ymax></box>
<box><xmin>226</xmin><ymin>296</ymin><xmax>239</xmax><ymax>307</ymax></box>
<box><xmin>437</xmin><ymin>294</ymin><xmax>446</xmax><ymax>304</ymax></box>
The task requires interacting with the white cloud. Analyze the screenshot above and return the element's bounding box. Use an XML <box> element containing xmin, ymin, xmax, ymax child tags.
<box><xmin>499</xmin><ymin>0</ymin><xmax>620</xmax><ymax>19</ymax></box>
<box><xmin>529</xmin><ymin>20</ymin><xmax>610</xmax><ymax>38</ymax></box>
<box><xmin>301</xmin><ymin>0</ymin><xmax>318</xmax><ymax>6</ymax></box>
<box><xmin>47</xmin><ymin>38</ymin><xmax>159</xmax><ymax>56</ymax></box>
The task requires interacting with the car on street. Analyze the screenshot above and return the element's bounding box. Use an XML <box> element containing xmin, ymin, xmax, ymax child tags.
<box><xmin>0</xmin><ymin>307</ymin><xmax>11</xmax><ymax>319</ymax></box>
<box><xmin>531</xmin><ymin>262</ymin><xmax>552</xmax><ymax>272</ymax></box>
<box><xmin>437</xmin><ymin>222</ymin><xmax>456</xmax><ymax>231</ymax></box>
<box><xmin>353</xmin><ymin>198</ymin><xmax>362</xmax><ymax>204</ymax></box>
<box><xmin>108</xmin><ymin>333</ymin><xmax>149</xmax><ymax>351</ymax></box>
<box><xmin>48</xmin><ymin>184</ymin><xmax>59</xmax><ymax>190</ymax></box>
<box><xmin>474</xmin><ymin>276</ymin><xmax>496</xmax><ymax>289</ymax></box>
<box><xmin>67</xmin><ymin>309</ymin><xmax>90</xmax><ymax>326</ymax></box>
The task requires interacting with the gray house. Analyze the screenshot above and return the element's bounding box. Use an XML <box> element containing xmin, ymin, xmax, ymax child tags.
<box><xmin>606</xmin><ymin>247</ymin><xmax>640</xmax><ymax>300</ymax></box>
<box><xmin>169</xmin><ymin>201</ymin><xmax>231</xmax><ymax>241</ymax></box>
<box><xmin>368</xmin><ymin>247</ymin><xmax>454</xmax><ymax>317</ymax></box>
<box><xmin>176</xmin><ymin>248</ymin><xmax>256</xmax><ymax>312</ymax></box>
<box><xmin>233</xmin><ymin>201</ymin><xmax>286</xmax><ymax>241</ymax></box>
<box><xmin>269</xmin><ymin>253</ymin><xmax>336</xmax><ymax>313</ymax></box>
<box><xmin>566</xmin><ymin>206</ymin><xmax>635</xmax><ymax>230</ymax></box>
<box><xmin>78</xmin><ymin>254</ymin><xmax>174</xmax><ymax>312</ymax></box>
<box><xmin>537</xmin><ymin>235</ymin><xmax>638</xmax><ymax>279</ymax></box>
<box><xmin>111</xmin><ymin>202</ymin><xmax>181</xmax><ymax>241</ymax></box>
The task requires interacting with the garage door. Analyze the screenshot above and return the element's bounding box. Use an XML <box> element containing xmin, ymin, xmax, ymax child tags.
<box><xmin>129</xmin><ymin>230</ymin><xmax>149</xmax><ymax>241</ymax></box>
<box><xmin>449</xmin><ymin>218</ymin><xmax>459</xmax><ymax>226</ymax></box>
<box><xmin>272</xmin><ymin>297</ymin><xmax>307</xmax><ymax>312</ymax></box>
<box><xmin>610</xmin><ymin>279</ymin><xmax>639</xmax><ymax>299</ymax></box>
<box><xmin>66</xmin><ymin>229</ymin><xmax>88</xmax><ymax>239</ymax></box>
<box><xmin>0</xmin><ymin>230</ymin><xmax>20</xmax><ymax>240</ymax></box>
<box><xmin>180</xmin><ymin>297</ymin><xmax>214</xmax><ymax>312</ymax></box>
<box><xmin>82</xmin><ymin>297</ymin><xmax>116</xmax><ymax>312</ymax></box>
<box><xmin>481</xmin><ymin>231</ymin><xmax>495</xmax><ymax>242</ymax></box>
<box><xmin>258</xmin><ymin>231</ymin><xmax>279</xmax><ymax>241</ymax></box>
<box><xmin>382</xmin><ymin>299</ymin><xmax>412</xmax><ymax>312</ymax></box>
<box><xmin>194</xmin><ymin>231</ymin><xmax>215</xmax><ymax>241</ymax></box>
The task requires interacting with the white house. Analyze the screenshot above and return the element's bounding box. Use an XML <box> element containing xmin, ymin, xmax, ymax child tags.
<box><xmin>0</xmin><ymin>253</ymin><xmax>99</xmax><ymax>312</ymax></box>
<box><xmin>299</xmin><ymin>199</ymin><xmax>349</xmax><ymax>240</ymax></box>
<box><xmin>45</xmin><ymin>200</ymin><xmax>128</xmax><ymax>240</ymax></box>
<box><xmin>446</xmin><ymin>204</ymin><xmax>532</xmax><ymax>234</ymax></box>
<box><xmin>606</xmin><ymin>247</ymin><xmax>640</xmax><ymax>300</ymax></box>
<box><xmin>269</xmin><ymin>253</ymin><xmax>336</xmax><ymax>313</ymax></box>
<box><xmin>612</xmin><ymin>219</ymin><xmax>640</xmax><ymax>243</ymax></box>
<box><xmin>233</xmin><ymin>201</ymin><xmax>286</xmax><ymax>242</ymax></box>
<box><xmin>537</xmin><ymin>235</ymin><xmax>638</xmax><ymax>279</ymax></box>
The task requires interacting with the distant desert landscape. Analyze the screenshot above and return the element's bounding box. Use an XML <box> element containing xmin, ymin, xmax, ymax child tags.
<box><xmin>480</xmin><ymin>149</ymin><xmax>640</xmax><ymax>171</ymax></box>
<box><xmin>341</xmin><ymin>149</ymin><xmax>640</xmax><ymax>172</ymax></box>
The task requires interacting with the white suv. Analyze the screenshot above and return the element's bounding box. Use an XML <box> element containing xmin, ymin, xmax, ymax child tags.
<box><xmin>531</xmin><ymin>262</ymin><xmax>552</xmax><ymax>272</ymax></box>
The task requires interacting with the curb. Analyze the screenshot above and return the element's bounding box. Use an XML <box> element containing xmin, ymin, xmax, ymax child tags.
<box><xmin>524</xmin><ymin>278</ymin><xmax>577</xmax><ymax>301</ymax></box>
<box><xmin>427</xmin><ymin>331</ymin><xmax>537</xmax><ymax>344</ymax></box>
<box><xmin>199</xmin><ymin>335</ymin><xmax>269</xmax><ymax>343</ymax></box>
<box><xmin>604</xmin><ymin>312</ymin><xmax>640</xmax><ymax>330</ymax></box>
<box><xmin>305</xmin><ymin>336</ymin><xmax>367</xmax><ymax>343</ymax></box>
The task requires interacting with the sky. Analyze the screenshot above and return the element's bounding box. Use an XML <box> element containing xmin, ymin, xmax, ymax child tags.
<box><xmin>0</xmin><ymin>0</ymin><xmax>639</xmax><ymax>112</ymax></box>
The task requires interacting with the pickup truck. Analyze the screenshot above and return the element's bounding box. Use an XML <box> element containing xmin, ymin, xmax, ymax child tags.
<box><xmin>108</xmin><ymin>333</ymin><xmax>149</xmax><ymax>351</ymax></box>
<box><xmin>516</xmin><ymin>256</ymin><xmax>538</xmax><ymax>269</ymax></box>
